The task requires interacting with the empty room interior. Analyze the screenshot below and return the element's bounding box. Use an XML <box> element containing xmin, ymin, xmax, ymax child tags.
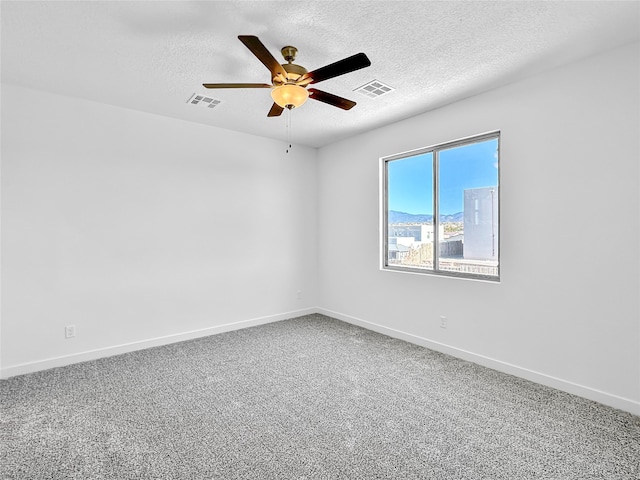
<box><xmin>1</xmin><ymin>1</ymin><xmax>639</xmax><ymax>478</ymax></box>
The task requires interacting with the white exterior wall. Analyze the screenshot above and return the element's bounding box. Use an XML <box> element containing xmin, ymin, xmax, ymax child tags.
<box><xmin>464</xmin><ymin>187</ymin><xmax>498</xmax><ymax>261</ymax></box>
<box><xmin>395</xmin><ymin>237</ymin><xmax>416</xmax><ymax>247</ymax></box>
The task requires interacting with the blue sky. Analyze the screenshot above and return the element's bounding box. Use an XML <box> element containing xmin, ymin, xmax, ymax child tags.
<box><xmin>387</xmin><ymin>138</ymin><xmax>498</xmax><ymax>215</ymax></box>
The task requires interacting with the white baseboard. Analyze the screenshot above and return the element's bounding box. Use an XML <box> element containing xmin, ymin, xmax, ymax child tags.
<box><xmin>0</xmin><ymin>307</ymin><xmax>317</xmax><ymax>380</ymax></box>
<box><xmin>3</xmin><ymin>306</ymin><xmax>638</xmax><ymax>416</ymax></box>
<box><xmin>317</xmin><ymin>308</ymin><xmax>640</xmax><ymax>417</ymax></box>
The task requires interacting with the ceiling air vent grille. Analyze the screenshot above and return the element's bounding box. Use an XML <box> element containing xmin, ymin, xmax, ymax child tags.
<box><xmin>354</xmin><ymin>80</ymin><xmax>394</xmax><ymax>99</ymax></box>
<box><xmin>187</xmin><ymin>93</ymin><xmax>222</xmax><ymax>109</ymax></box>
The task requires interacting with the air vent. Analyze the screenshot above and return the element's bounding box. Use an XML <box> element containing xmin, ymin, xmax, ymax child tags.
<box><xmin>187</xmin><ymin>93</ymin><xmax>222</xmax><ymax>109</ymax></box>
<box><xmin>354</xmin><ymin>80</ymin><xmax>395</xmax><ymax>99</ymax></box>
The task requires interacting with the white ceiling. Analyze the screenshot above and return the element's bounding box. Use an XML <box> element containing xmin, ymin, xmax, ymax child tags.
<box><xmin>2</xmin><ymin>1</ymin><xmax>639</xmax><ymax>148</ymax></box>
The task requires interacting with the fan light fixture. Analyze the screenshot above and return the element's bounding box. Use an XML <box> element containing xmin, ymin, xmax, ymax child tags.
<box><xmin>271</xmin><ymin>84</ymin><xmax>309</xmax><ymax>109</ymax></box>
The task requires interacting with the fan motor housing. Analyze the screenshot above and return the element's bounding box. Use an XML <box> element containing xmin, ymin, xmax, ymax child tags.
<box><xmin>273</xmin><ymin>63</ymin><xmax>308</xmax><ymax>85</ymax></box>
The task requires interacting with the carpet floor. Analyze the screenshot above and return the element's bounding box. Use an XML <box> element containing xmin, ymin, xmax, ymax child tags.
<box><xmin>1</xmin><ymin>314</ymin><xmax>639</xmax><ymax>479</ymax></box>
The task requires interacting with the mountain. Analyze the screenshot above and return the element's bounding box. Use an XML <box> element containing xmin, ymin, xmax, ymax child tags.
<box><xmin>389</xmin><ymin>210</ymin><xmax>463</xmax><ymax>224</ymax></box>
<box><xmin>440</xmin><ymin>212</ymin><xmax>464</xmax><ymax>222</ymax></box>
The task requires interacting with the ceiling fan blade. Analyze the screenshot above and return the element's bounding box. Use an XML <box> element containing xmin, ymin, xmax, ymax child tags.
<box><xmin>238</xmin><ymin>35</ymin><xmax>287</xmax><ymax>78</ymax></box>
<box><xmin>308</xmin><ymin>89</ymin><xmax>357</xmax><ymax>110</ymax></box>
<box><xmin>267</xmin><ymin>103</ymin><xmax>285</xmax><ymax>117</ymax></box>
<box><xmin>304</xmin><ymin>53</ymin><xmax>371</xmax><ymax>84</ymax></box>
<box><xmin>202</xmin><ymin>83</ymin><xmax>272</xmax><ymax>89</ymax></box>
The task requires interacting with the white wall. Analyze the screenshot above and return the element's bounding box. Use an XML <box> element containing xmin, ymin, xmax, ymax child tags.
<box><xmin>2</xmin><ymin>43</ymin><xmax>638</xmax><ymax>416</ymax></box>
<box><xmin>1</xmin><ymin>85</ymin><xmax>318</xmax><ymax>375</ymax></box>
<box><xmin>316</xmin><ymin>42</ymin><xmax>640</xmax><ymax>414</ymax></box>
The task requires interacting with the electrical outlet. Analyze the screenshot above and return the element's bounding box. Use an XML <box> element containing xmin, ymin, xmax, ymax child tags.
<box><xmin>439</xmin><ymin>316</ymin><xmax>447</xmax><ymax>329</ymax></box>
<box><xmin>64</xmin><ymin>325</ymin><xmax>76</xmax><ymax>339</ymax></box>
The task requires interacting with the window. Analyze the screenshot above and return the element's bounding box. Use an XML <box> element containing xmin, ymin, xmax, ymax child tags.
<box><xmin>382</xmin><ymin>132</ymin><xmax>500</xmax><ymax>281</ymax></box>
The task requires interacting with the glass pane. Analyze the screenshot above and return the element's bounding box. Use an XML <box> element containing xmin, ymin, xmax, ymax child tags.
<box><xmin>386</xmin><ymin>153</ymin><xmax>434</xmax><ymax>269</ymax></box>
<box><xmin>438</xmin><ymin>138</ymin><xmax>499</xmax><ymax>277</ymax></box>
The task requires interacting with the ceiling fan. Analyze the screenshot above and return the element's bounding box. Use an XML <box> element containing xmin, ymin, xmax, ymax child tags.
<box><xmin>203</xmin><ymin>35</ymin><xmax>371</xmax><ymax>117</ymax></box>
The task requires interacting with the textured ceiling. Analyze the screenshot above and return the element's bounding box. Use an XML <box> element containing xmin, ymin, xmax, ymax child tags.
<box><xmin>2</xmin><ymin>1</ymin><xmax>639</xmax><ymax>148</ymax></box>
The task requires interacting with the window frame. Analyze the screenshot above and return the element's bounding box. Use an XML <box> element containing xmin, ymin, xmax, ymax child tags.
<box><xmin>381</xmin><ymin>131</ymin><xmax>501</xmax><ymax>282</ymax></box>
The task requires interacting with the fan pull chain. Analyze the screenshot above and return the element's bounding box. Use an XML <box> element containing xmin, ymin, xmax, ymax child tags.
<box><xmin>286</xmin><ymin>107</ymin><xmax>292</xmax><ymax>154</ymax></box>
